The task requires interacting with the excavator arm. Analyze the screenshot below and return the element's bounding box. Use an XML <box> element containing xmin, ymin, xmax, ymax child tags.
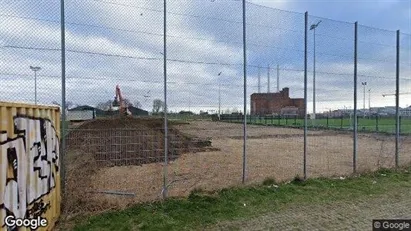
<box><xmin>113</xmin><ymin>85</ymin><xmax>131</xmax><ymax>116</ymax></box>
<box><xmin>382</xmin><ymin>92</ymin><xmax>411</xmax><ymax>97</ymax></box>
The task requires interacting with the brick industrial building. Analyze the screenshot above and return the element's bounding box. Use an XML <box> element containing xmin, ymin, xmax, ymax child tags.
<box><xmin>250</xmin><ymin>87</ymin><xmax>305</xmax><ymax>117</ymax></box>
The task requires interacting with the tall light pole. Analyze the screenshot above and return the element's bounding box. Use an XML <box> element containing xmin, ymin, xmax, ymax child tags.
<box><xmin>30</xmin><ymin>66</ymin><xmax>41</xmax><ymax>105</ymax></box>
<box><xmin>310</xmin><ymin>20</ymin><xmax>321</xmax><ymax>122</ymax></box>
<box><xmin>362</xmin><ymin>82</ymin><xmax>367</xmax><ymax>117</ymax></box>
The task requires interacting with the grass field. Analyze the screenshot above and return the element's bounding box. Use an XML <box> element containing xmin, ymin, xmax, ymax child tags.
<box><xmin>62</xmin><ymin>166</ymin><xmax>411</xmax><ymax>231</ymax></box>
<box><xmin>222</xmin><ymin>116</ymin><xmax>411</xmax><ymax>134</ymax></box>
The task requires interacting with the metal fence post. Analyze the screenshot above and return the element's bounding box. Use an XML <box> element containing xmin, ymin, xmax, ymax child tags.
<box><xmin>395</xmin><ymin>29</ymin><xmax>400</xmax><ymax>168</ymax></box>
<box><xmin>60</xmin><ymin>0</ymin><xmax>66</xmax><ymax>202</ymax></box>
<box><xmin>162</xmin><ymin>0</ymin><xmax>168</xmax><ymax>199</ymax></box>
<box><xmin>242</xmin><ymin>0</ymin><xmax>247</xmax><ymax>184</ymax></box>
<box><xmin>353</xmin><ymin>21</ymin><xmax>358</xmax><ymax>173</ymax></box>
<box><xmin>304</xmin><ymin>12</ymin><xmax>308</xmax><ymax>180</ymax></box>
<box><xmin>326</xmin><ymin>116</ymin><xmax>329</xmax><ymax>128</ymax></box>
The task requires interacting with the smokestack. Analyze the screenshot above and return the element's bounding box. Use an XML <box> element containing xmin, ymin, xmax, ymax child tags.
<box><xmin>267</xmin><ymin>64</ymin><xmax>270</xmax><ymax>93</ymax></box>
<box><xmin>277</xmin><ymin>64</ymin><xmax>280</xmax><ymax>92</ymax></box>
<box><xmin>258</xmin><ymin>65</ymin><xmax>261</xmax><ymax>93</ymax></box>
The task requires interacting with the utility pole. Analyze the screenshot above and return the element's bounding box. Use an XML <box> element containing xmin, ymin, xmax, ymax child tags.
<box><xmin>267</xmin><ymin>64</ymin><xmax>270</xmax><ymax>93</ymax></box>
<box><xmin>277</xmin><ymin>64</ymin><xmax>280</xmax><ymax>92</ymax></box>
<box><xmin>30</xmin><ymin>66</ymin><xmax>41</xmax><ymax>105</ymax></box>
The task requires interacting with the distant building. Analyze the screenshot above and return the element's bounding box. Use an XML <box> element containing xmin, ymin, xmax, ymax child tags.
<box><xmin>67</xmin><ymin>105</ymin><xmax>98</xmax><ymax>121</ymax></box>
<box><xmin>401</xmin><ymin>107</ymin><xmax>411</xmax><ymax>117</ymax></box>
<box><xmin>250</xmin><ymin>88</ymin><xmax>305</xmax><ymax>117</ymax></box>
<box><xmin>69</xmin><ymin>105</ymin><xmax>148</xmax><ymax>119</ymax></box>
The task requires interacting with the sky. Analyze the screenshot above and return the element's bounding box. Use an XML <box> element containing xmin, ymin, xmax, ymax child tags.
<box><xmin>0</xmin><ymin>0</ymin><xmax>410</xmax><ymax>114</ymax></box>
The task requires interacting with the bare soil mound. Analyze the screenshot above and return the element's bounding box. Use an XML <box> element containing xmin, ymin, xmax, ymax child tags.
<box><xmin>66</xmin><ymin>117</ymin><xmax>212</xmax><ymax>166</ymax></box>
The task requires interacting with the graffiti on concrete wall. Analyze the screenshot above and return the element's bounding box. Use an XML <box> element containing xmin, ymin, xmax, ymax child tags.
<box><xmin>0</xmin><ymin>115</ymin><xmax>59</xmax><ymax>230</ymax></box>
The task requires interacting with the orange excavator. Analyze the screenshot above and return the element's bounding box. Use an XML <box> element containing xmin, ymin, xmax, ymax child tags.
<box><xmin>111</xmin><ymin>84</ymin><xmax>131</xmax><ymax>116</ymax></box>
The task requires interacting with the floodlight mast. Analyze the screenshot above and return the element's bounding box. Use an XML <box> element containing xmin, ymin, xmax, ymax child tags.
<box><xmin>30</xmin><ymin>66</ymin><xmax>41</xmax><ymax>105</ymax></box>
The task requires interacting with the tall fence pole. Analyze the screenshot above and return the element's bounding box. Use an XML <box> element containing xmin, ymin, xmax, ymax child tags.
<box><xmin>303</xmin><ymin>12</ymin><xmax>308</xmax><ymax>180</ymax></box>
<box><xmin>162</xmin><ymin>0</ymin><xmax>168</xmax><ymax>199</ymax></box>
<box><xmin>242</xmin><ymin>0</ymin><xmax>247</xmax><ymax>184</ymax></box>
<box><xmin>353</xmin><ymin>22</ymin><xmax>358</xmax><ymax>173</ymax></box>
<box><xmin>60</xmin><ymin>0</ymin><xmax>66</xmax><ymax>200</ymax></box>
<box><xmin>395</xmin><ymin>30</ymin><xmax>400</xmax><ymax>168</ymax></box>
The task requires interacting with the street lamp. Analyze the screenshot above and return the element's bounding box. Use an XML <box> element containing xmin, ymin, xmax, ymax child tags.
<box><xmin>30</xmin><ymin>66</ymin><xmax>41</xmax><ymax>105</ymax></box>
<box><xmin>310</xmin><ymin>20</ymin><xmax>321</xmax><ymax>122</ymax></box>
<box><xmin>361</xmin><ymin>82</ymin><xmax>367</xmax><ymax>117</ymax></box>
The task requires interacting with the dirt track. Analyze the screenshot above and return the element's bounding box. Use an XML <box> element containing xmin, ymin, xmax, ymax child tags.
<box><xmin>65</xmin><ymin>119</ymin><xmax>411</xmax><ymax>216</ymax></box>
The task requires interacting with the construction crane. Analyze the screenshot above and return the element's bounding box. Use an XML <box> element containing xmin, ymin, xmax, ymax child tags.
<box><xmin>382</xmin><ymin>92</ymin><xmax>411</xmax><ymax>97</ymax></box>
<box><xmin>112</xmin><ymin>85</ymin><xmax>131</xmax><ymax>116</ymax></box>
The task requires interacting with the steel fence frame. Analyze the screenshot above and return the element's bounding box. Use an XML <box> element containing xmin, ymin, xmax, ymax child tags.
<box><xmin>28</xmin><ymin>0</ymin><xmax>407</xmax><ymax>200</ymax></box>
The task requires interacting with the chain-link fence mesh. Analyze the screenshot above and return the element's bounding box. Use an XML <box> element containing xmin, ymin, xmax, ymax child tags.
<box><xmin>166</xmin><ymin>0</ymin><xmax>245</xmax><ymax>198</ymax></box>
<box><xmin>1</xmin><ymin>0</ymin><xmax>410</xmax><ymax>224</ymax></box>
<box><xmin>400</xmin><ymin>33</ymin><xmax>411</xmax><ymax>166</ymax></box>
<box><xmin>244</xmin><ymin>3</ymin><xmax>305</xmax><ymax>184</ymax></box>
<box><xmin>357</xmin><ymin>25</ymin><xmax>398</xmax><ymax>172</ymax></box>
<box><xmin>306</xmin><ymin>15</ymin><xmax>355</xmax><ymax>178</ymax></box>
<box><xmin>63</xmin><ymin>0</ymin><xmax>166</xmax><ymax>215</ymax></box>
<box><xmin>0</xmin><ymin>1</ymin><xmax>62</xmax><ymax>104</ymax></box>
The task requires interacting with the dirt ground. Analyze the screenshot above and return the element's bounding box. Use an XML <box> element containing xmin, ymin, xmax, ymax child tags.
<box><xmin>64</xmin><ymin>119</ymin><xmax>411</xmax><ymax>217</ymax></box>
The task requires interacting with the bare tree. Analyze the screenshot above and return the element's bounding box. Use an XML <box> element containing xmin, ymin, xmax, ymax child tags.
<box><xmin>152</xmin><ymin>99</ymin><xmax>164</xmax><ymax>114</ymax></box>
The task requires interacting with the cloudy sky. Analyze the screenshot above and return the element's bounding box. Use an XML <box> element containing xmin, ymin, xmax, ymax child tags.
<box><xmin>0</xmin><ymin>0</ymin><xmax>410</xmax><ymax>114</ymax></box>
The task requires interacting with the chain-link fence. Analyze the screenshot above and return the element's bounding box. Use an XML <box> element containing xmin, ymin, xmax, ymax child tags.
<box><xmin>0</xmin><ymin>0</ymin><xmax>410</xmax><ymax>220</ymax></box>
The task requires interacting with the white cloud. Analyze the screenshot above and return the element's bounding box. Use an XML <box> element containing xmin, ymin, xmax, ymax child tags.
<box><xmin>0</xmin><ymin>0</ymin><xmax>410</xmax><ymax>114</ymax></box>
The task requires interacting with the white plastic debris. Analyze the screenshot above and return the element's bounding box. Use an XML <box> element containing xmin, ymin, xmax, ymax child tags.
<box><xmin>372</xmin><ymin>181</ymin><xmax>377</xmax><ymax>184</ymax></box>
<box><xmin>339</xmin><ymin>176</ymin><xmax>345</xmax><ymax>180</ymax></box>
